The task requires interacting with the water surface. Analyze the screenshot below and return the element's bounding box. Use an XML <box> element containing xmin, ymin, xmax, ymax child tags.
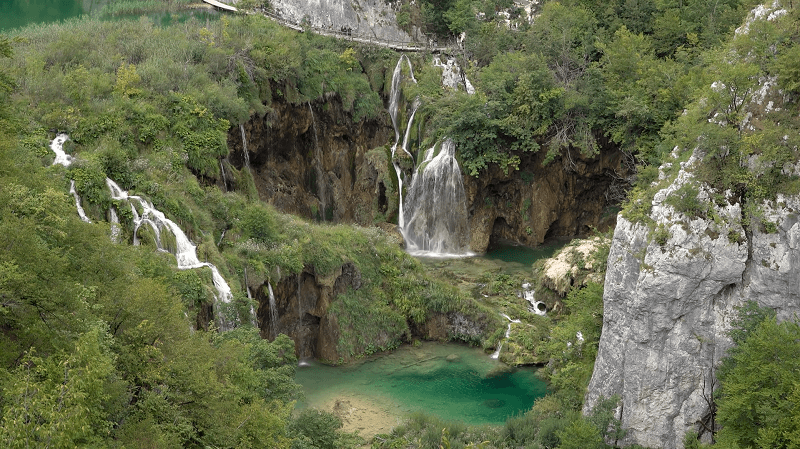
<box><xmin>295</xmin><ymin>342</ymin><xmax>547</xmax><ymax>429</ymax></box>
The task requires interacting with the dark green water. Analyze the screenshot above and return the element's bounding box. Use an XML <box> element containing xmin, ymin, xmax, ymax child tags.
<box><xmin>295</xmin><ymin>343</ymin><xmax>547</xmax><ymax>427</ymax></box>
<box><xmin>0</xmin><ymin>0</ymin><xmax>90</xmax><ymax>31</ymax></box>
<box><xmin>0</xmin><ymin>0</ymin><xmax>217</xmax><ymax>32</ymax></box>
<box><xmin>484</xmin><ymin>239</ymin><xmax>566</xmax><ymax>271</ymax></box>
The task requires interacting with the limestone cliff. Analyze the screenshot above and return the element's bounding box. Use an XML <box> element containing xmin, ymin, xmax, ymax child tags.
<box><xmin>585</xmin><ymin>157</ymin><xmax>800</xmax><ymax>447</ymax></box>
<box><xmin>227</xmin><ymin>98</ymin><xmax>395</xmax><ymax>224</ymax></box>
<box><xmin>269</xmin><ymin>0</ymin><xmax>420</xmax><ymax>42</ymax></box>
<box><xmin>253</xmin><ymin>262</ymin><xmax>493</xmax><ymax>363</ymax></box>
<box><xmin>583</xmin><ymin>4</ymin><xmax>797</xmax><ymax>447</ymax></box>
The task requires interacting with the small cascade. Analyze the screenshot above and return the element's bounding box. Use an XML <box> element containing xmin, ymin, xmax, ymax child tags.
<box><xmin>267</xmin><ymin>281</ymin><xmax>278</xmax><ymax>339</ymax></box>
<box><xmin>106</xmin><ymin>178</ymin><xmax>235</xmax><ymax>330</ymax></box>
<box><xmin>69</xmin><ymin>180</ymin><xmax>91</xmax><ymax>223</ymax></box>
<box><xmin>109</xmin><ymin>207</ymin><xmax>121</xmax><ymax>243</ymax></box>
<box><xmin>239</xmin><ymin>123</ymin><xmax>251</xmax><ymax>170</ymax></box>
<box><xmin>433</xmin><ymin>56</ymin><xmax>475</xmax><ymax>94</ymax></box>
<box><xmin>50</xmin><ymin>133</ymin><xmax>73</xmax><ymax>167</ymax></box>
<box><xmin>402</xmin><ymin>139</ymin><xmax>471</xmax><ymax>256</ymax></box>
<box><xmin>521</xmin><ymin>284</ymin><xmax>547</xmax><ymax>316</ymax></box>
<box><xmin>49</xmin><ymin>135</ymin><xmax>91</xmax><ymax>224</ymax></box>
<box><xmin>219</xmin><ymin>160</ymin><xmax>228</xmax><ymax>192</ymax></box>
<box><xmin>308</xmin><ymin>103</ymin><xmax>327</xmax><ymax>221</ymax></box>
<box><xmin>491</xmin><ymin>313</ymin><xmax>522</xmax><ymax>360</ymax></box>
<box><xmin>388</xmin><ymin>55</ymin><xmax>418</xmax><ymax>228</ymax></box>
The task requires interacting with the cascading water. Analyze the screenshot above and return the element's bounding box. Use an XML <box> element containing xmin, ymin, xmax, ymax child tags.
<box><xmin>388</xmin><ymin>55</ymin><xmax>417</xmax><ymax>228</ymax></box>
<box><xmin>267</xmin><ymin>281</ymin><xmax>278</xmax><ymax>339</ymax></box>
<box><xmin>69</xmin><ymin>180</ymin><xmax>91</xmax><ymax>223</ymax></box>
<box><xmin>308</xmin><ymin>103</ymin><xmax>327</xmax><ymax>221</ymax></box>
<box><xmin>109</xmin><ymin>207</ymin><xmax>121</xmax><ymax>243</ymax></box>
<box><xmin>106</xmin><ymin>178</ymin><xmax>235</xmax><ymax>330</ymax></box>
<box><xmin>491</xmin><ymin>313</ymin><xmax>522</xmax><ymax>360</ymax></box>
<box><xmin>239</xmin><ymin>123</ymin><xmax>251</xmax><ymax>170</ymax></box>
<box><xmin>402</xmin><ymin>138</ymin><xmax>471</xmax><ymax>255</ymax></box>
<box><xmin>50</xmin><ymin>133</ymin><xmax>73</xmax><ymax>166</ymax></box>
<box><xmin>388</xmin><ymin>56</ymin><xmax>472</xmax><ymax>256</ymax></box>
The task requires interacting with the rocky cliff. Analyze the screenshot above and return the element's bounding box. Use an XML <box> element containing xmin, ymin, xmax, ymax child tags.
<box><xmin>253</xmin><ymin>262</ymin><xmax>492</xmax><ymax>362</ymax></box>
<box><xmin>466</xmin><ymin>145</ymin><xmax>627</xmax><ymax>253</ymax></box>
<box><xmin>227</xmin><ymin>92</ymin><xmax>626</xmax><ymax>251</ymax></box>
<box><xmin>227</xmin><ymin>97</ymin><xmax>395</xmax><ymax>224</ymax></box>
<box><xmin>583</xmin><ymin>4</ymin><xmax>797</xmax><ymax>447</ymax></box>
<box><xmin>584</xmin><ymin>155</ymin><xmax>800</xmax><ymax>448</ymax></box>
<box><xmin>269</xmin><ymin>0</ymin><xmax>420</xmax><ymax>42</ymax></box>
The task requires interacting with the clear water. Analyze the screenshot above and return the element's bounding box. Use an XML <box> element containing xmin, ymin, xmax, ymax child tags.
<box><xmin>0</xmin><ymin>0</ymin><xmax>92</xmax><ymax>31</ymax></box>
<box><xmin>0</xmin><ymin>0</ymin><xmax>217</xmax><ymax>32</ymax></box>
<box><xmin>295</xmin><ymin>342</ymin><xmax>547</xmax><ymax>426</ymax></box>
<box><xmin>483</xmin><ymin>239</ymin><xmax>566</xmax><ymax>273</ymax></box>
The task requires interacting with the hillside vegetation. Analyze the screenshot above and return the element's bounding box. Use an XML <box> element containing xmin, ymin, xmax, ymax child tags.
<box><xmin>1</xmin><ymin>0</ymin><xmax>799</xmax><ymax>446</ymax></box>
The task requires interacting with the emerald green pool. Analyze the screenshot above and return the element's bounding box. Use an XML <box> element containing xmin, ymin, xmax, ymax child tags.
<box><xmin>295</xmin><ymin>342</ymin><xmax>547</xmax><ymax>428</ymax></box>
<box><xmin>484</xmin><ymin>239</ymin><xmax>566</xmax><ymax>272</ymax></box>
<box><xmin>0</xmin><ymin>0</ymin><xmax>217</xmax><ymax>32</ymax></box>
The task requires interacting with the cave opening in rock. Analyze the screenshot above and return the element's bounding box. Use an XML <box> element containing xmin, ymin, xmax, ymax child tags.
<box><xmin>488</xmin><ymin>217</ymin><xmax>511</xmax><ymax>250</ymax></box>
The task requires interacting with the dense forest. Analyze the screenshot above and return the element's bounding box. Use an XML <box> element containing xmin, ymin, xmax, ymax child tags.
<box><xmin>1</xmin><ymin>0</ymin><xmax>799</xmax><ymax>447</ymax></box>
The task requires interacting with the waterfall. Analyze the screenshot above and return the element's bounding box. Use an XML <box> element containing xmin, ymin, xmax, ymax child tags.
<box><xmin>522</xmin><ymin>286</ymin><xmax>547</xmax><ymax>316</ymax></box>
<box><xmin>267</xmin><ymin>281</ymin><xmax>278</xmax><ymax>339</ymax></box>
<box><xmin>69</xmin><ymin>180</ymin><xmax>91</xmax><ymax>223</ymax></box>
<box><xmin>106</xmin><ymin>178</ymin><xmax>235</xmax><ymax>330</ymax></box>
<box><xmin>387</xmin><ymin>56</ymin><xmax>472</xmax><ymax>256</ymax></box>
<box><xmin>109</xmin><ymin>207</ymin><xmax>121</xmax><ymax>243</ymax></box>
<box><xmin>308</xmin><ymin>103</ymin><xmax>327</xmax><ymax>221</ymax></box>
<box><xmin>388</xmin><ymin>55</ymin><xmax>417</xmax><ymax>229</ymax></box>
<box><xmin>219</xmin><ymin>160</ymin><xmax>228</xmax><ymax>192</ymax></box>
<box><xmin>50</xmin><ymin>133</ymin><xmax>73</xmax><ymax>166</ymax></box>
<box><xmin>402</xmin><ymin>139</ymin><xmax>471</xmax><ymax>256</ymax></box>
<box><xmin>49</xmin><ymin>135</ymin><xmax>91</xmax><ymax>224</ymax></box>
<box><xmin>239</xmin><ymin>123</ymin><xmax>250</xmax><ymax>170</ymax></box>
<box><xmin>491</xmin><ymin>313</ymin><xmax>521</xmax><ymax>360</ymax></box>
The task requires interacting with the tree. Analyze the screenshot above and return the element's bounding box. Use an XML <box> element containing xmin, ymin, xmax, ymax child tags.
<box><xmin>715</xmin><ymin>317</ymin><xmax>800</xmax><ymax>448</ymax></box>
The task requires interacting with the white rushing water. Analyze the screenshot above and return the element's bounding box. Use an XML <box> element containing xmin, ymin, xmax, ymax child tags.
<box><xmin>50</xmin><ymin>133</ymin><xmax>73</xmax><ymax>167</ymax></box>
<box><xmin>491</xmin><ymin>313</ymin><xmax>522</xmax><ymax>359</ymax></box>
<box><xmin>240</xmin><ymin>123</ymin><xmax>251</xmax><ymax>170</ymax></box>
<box><xmin>388</xmin><ymin>55</ymin><xmax>417</xmax><ymax>229</ymax></box>
<box><xmin>106</xmin><ymin>178</ymin><xmax>235</xmax><ymax>330</ymax></box>
<box><xmin>308</xmin><ymin>103</ymin><xmax>327</xmax><ymax>221</ymax></box>
<box><xmin>388</xmin><ymin>56</ymin><xmax>472</xmax><ymax>257</ymax></box>
<box><xmin>69</xmin><ymin>180</ymin><xmax>91</xmax><ymax>223</ymax></box>
<box><xmin>402</xmin><ymin>139</ymin><xmax>472</xmax><ymax>256</ymax></box>
<box><xmin>267</xmin><ymin>281</ymin><xmax>278</xmax><ymax>339</ymax></box>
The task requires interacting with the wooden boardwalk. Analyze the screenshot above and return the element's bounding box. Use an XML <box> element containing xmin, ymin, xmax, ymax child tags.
<box><xmin>201</xmin><ymin>0</ymin><xmax>454</xmax><ymax>53</ymax></box>
<box><xmin>202</xmin><ymin>0</ymin><xmax>237</xmax><ymax>12</ymax></box>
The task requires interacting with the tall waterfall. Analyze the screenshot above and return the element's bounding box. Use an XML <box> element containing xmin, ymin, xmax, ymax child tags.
<box><xmin>308</xmin><ymin>103</ymin><xmax>327</xmax><ymax>221</ymax></box>
<box><xmin>388</xmin><ymin>55</ymin><xmax>417</xmax><ymax>229</ymax></box>
<box><xmin>239</xmin><ymin>123</ymin><xmax>251</xmax><ymax>170</ymax></box>
<box><xmin>402</xmin><ymin>139</ymin><xmax>471</xmax><ymax>255</ymax></box>
<box><xmin>106</xmin><ymin>178</ymin><xmax>235</xmax><ymax>330</ymax></box>
<box><xmin>388</xmin><ymin>56</ymin><xmax>472</xmax><ymax>256</ymax></box>
<box><xmin>267</xmin><ymin>281</ymin><xmax>278</xmax><ymax>339</ymax></box>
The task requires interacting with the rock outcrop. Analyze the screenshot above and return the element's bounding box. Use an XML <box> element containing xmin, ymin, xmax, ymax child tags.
<box><xmin>254</xmin><ymin>261</ymin><xmax>492</xmax><ymax>363</ymax></box>
<box><xmin>466</xmin><ymin>145</ymin><xmax>627</xmax><ymax>253</ymax></box>
<box><xmin>584</xmin><ymin>151</ymin><xmax>800</xmax><ymax>448</ymax></box>
<box><xmin>227</xmin><ymin>97</ymin><xmax>395</xmax><ymax>224</ymax></box>
<box><xmin>269</xmin><ymin>0</ymin><xmax>420</xmax><ymax>43</ymax></box>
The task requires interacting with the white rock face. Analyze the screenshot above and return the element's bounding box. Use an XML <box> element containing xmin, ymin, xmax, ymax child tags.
<box><xmin>584</xmin><ymin>153</ymin><xmax>800</xmax><ymax>447</ymax></box>
<box><xmin>270</xmin><ymin>0</ymin><xmax>415</xmax><ymax>42</ymax></box>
